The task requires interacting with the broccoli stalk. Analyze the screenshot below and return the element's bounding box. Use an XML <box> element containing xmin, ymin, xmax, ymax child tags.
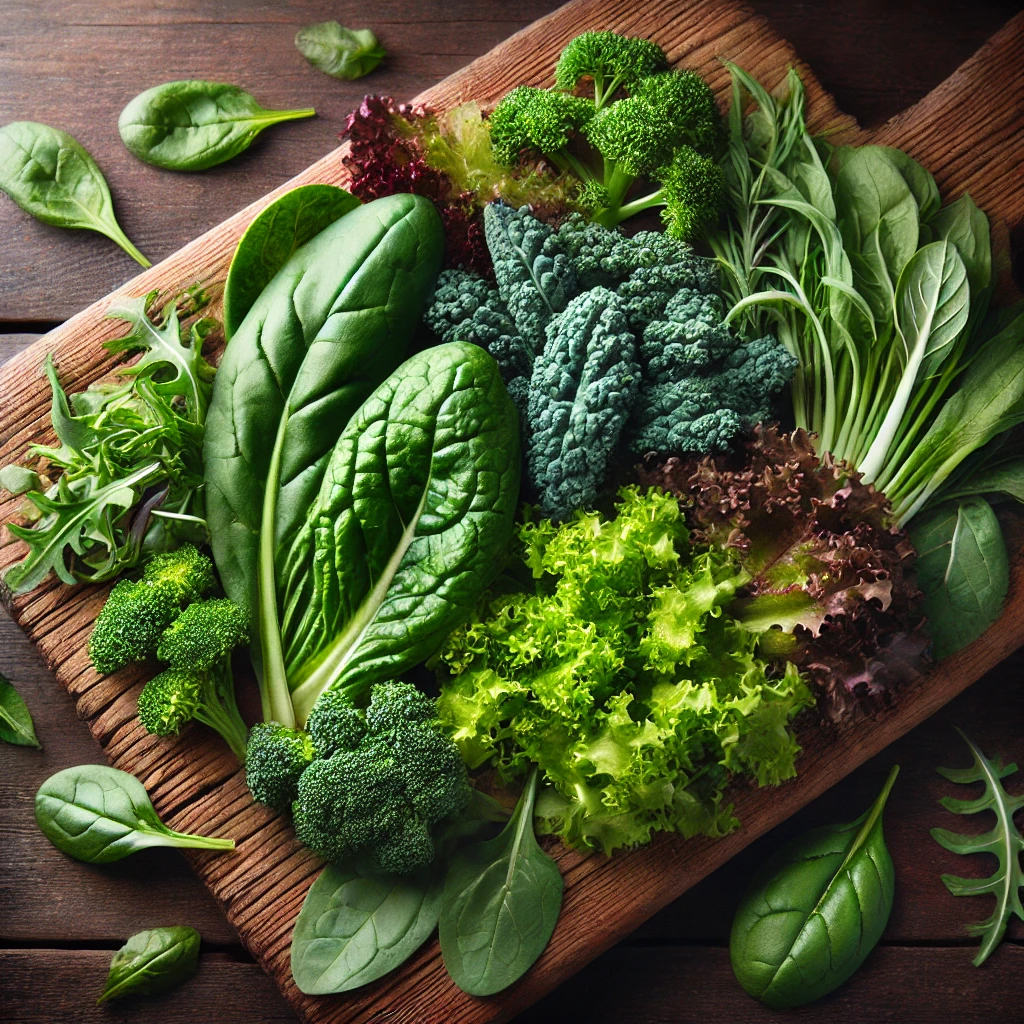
<box><xmin>137</xmin><ymin>597</ymin><xmax>250</xmax><ymax>761</ymax></box>
<box><xmin>488</xmin><ymin>32</ymin><xmax>725</xmax><ymax>242</ymax></box>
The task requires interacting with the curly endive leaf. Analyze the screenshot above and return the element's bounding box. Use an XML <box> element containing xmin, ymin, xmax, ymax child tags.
<box><xmin>730</xmin><ymin>765</ymin><xmax>899</xmax><ymax>1009</ymax></box>
<box><xmin>931</xmin><ymin>730</ymin><xmax>1024</xmax><ymax>966</ymax></box>
<box><xmin>281</xmin><ymin>341</ymin><xmax>520</xmax><ymax>723</ymax></box>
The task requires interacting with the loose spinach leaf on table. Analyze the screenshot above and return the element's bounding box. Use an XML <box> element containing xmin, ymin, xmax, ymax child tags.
<box><xmin>931</xmin><ymin>730</ymin><xmax>1024</xmax><ymax>967</ymax></box>
<box><xmin>291</xmin><ymin>858</ymin><xmax>445</xmax><ymax>994</ymax></box>
<box><xmin>35</xmin><ymin>764</ymin><xmax>234</xmax><ymax>863</ymax></box>
<box><xmin>439</xmin><ymin>769</ymin><xmax>563</xmax><ymax>997</ymax></box>
<box><xmin>118</xmin><ymin>81</ymin><xmax>315</xmax><ymax>171</ymax></box>
<box><xmin>222</xmin><ymin>184</ymin><xmax>360</xmax><ymax>339</ymax></box>
<box><xmin>295</xmin><ymin>22</ymin><xmax>386</xmax><ymax>80</ymax></box>
<box><xmin>909</xmin><ymin>497</ymin><xmax>1008</xmax><ymax>660</ymax></box>
<box><xmin>98</xmin><ymin>926</ymin><xmax>200</xmax><ymax>1003</ymax></box>
<box><xmin>0</xmin><ymin>672</ymin><xmax>41</xmax><ymax>748</ymax></box>
<box><xmin>0</xmin><ymin>121</ymin><xmax>150</xmax><ymax>265</ymax></box>
<box><xmin>730</xmin><ymin>765</ymin><xmax>899</xmax><ymax>1010</ymax></box>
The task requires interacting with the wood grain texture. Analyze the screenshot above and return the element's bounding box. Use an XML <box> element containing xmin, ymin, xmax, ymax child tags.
<box><xmin>2</xmin><ymin>3</ymin><xmax>1024</xmax><ymax>1024</ymax></box>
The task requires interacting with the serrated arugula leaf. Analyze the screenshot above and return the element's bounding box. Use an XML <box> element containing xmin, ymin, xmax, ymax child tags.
<box><xmin>931</xmin><ymin>730</ymin><xmax>1024</xmax><ymax>965</ymax></box>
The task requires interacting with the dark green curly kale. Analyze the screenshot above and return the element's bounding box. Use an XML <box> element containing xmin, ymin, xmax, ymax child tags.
<box><xmin>525</xmin><ymin>287</ymin><xmax>641</xmax><ymax>518</ymax></box>
<box><xmin>629</xmin><ymin>287</ymin><xmax>797</xmax><ymax>455</ymax></box>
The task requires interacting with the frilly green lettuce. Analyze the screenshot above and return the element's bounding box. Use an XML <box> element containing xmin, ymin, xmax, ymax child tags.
<box><xmin>436</xmin><ymin>487</ymin><xmax>812</xmax><ymax>854</ymax></box>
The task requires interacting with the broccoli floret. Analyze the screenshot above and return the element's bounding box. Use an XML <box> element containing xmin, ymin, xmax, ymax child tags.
<box><xmin>245</xmin><ymin>722</ymin><xmax>315</xmax><ymax>810</ymax></box>
<box><xmin>554</xmin><ymin>31</ymin><xmax>668</xmax><ymax>109</ymax></box>
<box><xmin>484</xmin><ymin>204</ymin><xmax>578</xmax><ymax>354</ymax></box>
<box><xmin>423</xmin><ymin>268</ymin><xmax>532</xmax><ymax>381</ymax></box>
<box><xmin>306</xmin><ymin>688</ymin><xmax>366</xmax><ymax>759</ymax></box>
<box><xmin>291</xmin><ymin>680</ymin><xmax>471</xmax><ymax>874</ymax></box>
<box><xmin>489</xmin><ymin>33</ymin><xmax>724</xmax><ymax>241</ymax></box>
<box><xmin>136</xmin><ymin>596</ymin><xmax>250</xmax><ymax>761</ymax></box>
<box><xmin>555</xmin><ymin>214</ymin><xmax>695</xmax><ymax>289</ymax></box>
<box><xmin>524</xmin><ymin>287</ymin><xmax>641</xmax><ymax>518</ymax></box>
<box><xmin>88</xmin><ymin>544</ymin><xmax>215</xmax><ymax>674</ymax></box>
<box><xmin>156</xmin><ymin>598</ymin><xmax>249</xmax><ymax>671</ymax></box>
<box><xmin>628</xmin><ymin>293</ymin><xmax>798</xmax><ymax>455</ymax></box>
<box><xmin>138</xmin><ymin>660</ymin><xmax>250</xmax><ymax>763</ymax></box>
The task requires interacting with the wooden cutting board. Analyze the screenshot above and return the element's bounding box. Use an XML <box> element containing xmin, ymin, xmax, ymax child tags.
<box><xmin>2</xmin><ymin>2</ymin><xmax>1023</xmax><ymax>1022</ymax></box>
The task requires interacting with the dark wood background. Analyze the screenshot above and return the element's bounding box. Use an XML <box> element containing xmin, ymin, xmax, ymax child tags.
<box><xmin>1</xmin><ymin>2</ymin><xmax>1023</xmax><ymax>1021</ymax></box>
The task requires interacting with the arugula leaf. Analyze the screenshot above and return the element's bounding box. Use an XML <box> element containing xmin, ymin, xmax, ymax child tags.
<box><xmin>931</xmin><ymin>731</ymin><xmax>1024</xmax><ymax>965</ymax></box>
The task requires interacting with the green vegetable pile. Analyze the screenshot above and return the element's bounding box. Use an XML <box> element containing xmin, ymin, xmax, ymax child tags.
<box><xmin>436</xmin><ymin>487</ymin><xmax>813</xmax><ymax>853</ymax></box>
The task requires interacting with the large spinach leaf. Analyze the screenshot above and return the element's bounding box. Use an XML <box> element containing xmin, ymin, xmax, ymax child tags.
<box><xmin>730</xmin><ymin>765</ymin><xmax>899</xmax><ymax>1009</ymax></box>
<box><xmin>909</xmin><ymin>497</ymin><xmax>1008</xmax><ymax>660</ymax></box>
<box><xmin>98</xmin><ymin>926</ymin><xmax>200</xmax><ymax>1003</ymax></box>
<box><xmin>283</xmin><ymin>340</ymin><xmax>521</xmax><ymax>722</ymax></box>
<box><xmin>118</xmin><ymin>81</ymin><xmax>315</xmax><ymax>171</ymax></box>
<box><xmin>35</xmin><ymin>764</ymin><xmax>234</xmax><ymax>863</ymax></box>
<box><xmin>204</xmin><ymin>194</ymin><xmax>443</xmax><ymax>724</ymax></box>
<box><xmin>291</xmin><ymin>859</ymin><xmax>444</xmax><ymax>994</ymax></box>
<box><xmin>439</xmin><ymin>769</ymin><xmax>563</xmax><ymax>997</ymax></box>
<box><xmin>0</xmin><ymin>121</ymin><xmax>150</xmax><ymax>265</ymax></box>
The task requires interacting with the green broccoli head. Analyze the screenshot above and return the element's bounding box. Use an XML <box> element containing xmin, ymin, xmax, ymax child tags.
<box><xmin>585</xmin><ymin>96</ymin><xmax>680</xmax><ymax>178</ymax></box>
<box><xmin>423</xmin><ymin>268</ymin><xmax>533</xmax><ymax>382</ymax></box>
<box><xmin>292</xmin><ymin>681</ymin><xmax>471</xmax><ymax>874</ymax></box>
<box><xmin>524</xmin><ymin>287</ymin><xmax>641</xmax><ymax>519</ymax></box>
<box><xmin>156</xmin><ymin>598</ymin><xmax>249</xmax><ymax>671</ymax></box>
<box><xmin>245</xmin><ymin>722</ymin><xmax>315</xmax><ymax>810</ymax></box>
<box><xmin>631</xmin><ymin>71</ymin><xmax>725</xmax><ymax>156</ymax></box>
<box><xmin>138</xmin><ymin>667</ymin><xmax>200</xmax><ymax>735</ymax></box>
<box><xmin>554</xmin><ymin>31</ymin><xmax>667</xmax><ymax>108</ymax></box>
<box><xmin>488</xmin><ymin>86</ymin><xmax>594</xmax><ymax>167</ymax></box>
<box><xmin>653</xmin><ymin>146</ymin><xmax>726</xmax><ymax>241</ymax></box>
<box><xmin>306</xmin><ymin>688</ymin><xmax>366</xmax><ymax>759</ymax></box>
<box><xmin>88</xmin><ymin>544</ymin><xmax>215</xmax><ymax>674</ymax></box>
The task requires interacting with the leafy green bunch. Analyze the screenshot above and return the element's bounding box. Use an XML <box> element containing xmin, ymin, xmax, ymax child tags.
<box><xmin>488</xmin><ymin>31</ymin><xmax>726</xmax><ymax>241</ymax></box>
<box><xmin>0</xmin><ymin>293</ymin><xmax>216</xmax><ymax>594</ymax></box>
<box><xmin>87</xmin><ymin>544</ymin><xmax>250</xmax><ymax>761</ymax></box>
<box><xmin>436</xmin><ymin>487</ymin><xmax>813</xmax><ymax>854</ymax></box>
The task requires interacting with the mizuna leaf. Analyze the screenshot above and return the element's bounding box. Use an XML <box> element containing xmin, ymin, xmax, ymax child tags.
<box><xmin>97</xmin><ymin>927</ymin><xmax>200</xmax><ymax>1003</ymax></box>
<box><xmin>930</xmin><ymin>731</ymin><xmax>1024</xmax><ymax>966</ymax></box>
<box><xmin>0</xmin><ymin>673</ymin><xmax>41</xmax><ymax>748</ymax></box>
<box><xmin>291</xmin><ymin>859</ymin><xmax>444</xmax><ymax>994</ymax></box>
<box><xmin>730</xmin><ymin>765</ymin><xmax>899</xmax><ymax>1009</ymax></box>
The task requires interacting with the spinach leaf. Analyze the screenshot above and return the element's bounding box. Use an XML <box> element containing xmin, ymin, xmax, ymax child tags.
<box><xmin>910</xmin><ymin>497</ymin><xmax>1008</xmax><ymax>660</ymax></box>
<box><xmin>295</xmin><ymin>23</ymin><xmax>386</xmax><ymax>81</ymax></box>
<box><xmin>98</xmin><ymin>926</ymin><xmax>200</xmax><ymax>1003</ymax></box>
<box><xmin>291</xmin><ymin>859</ymin><xmax>444</xmax><ymax>994</ymax></box>
<box><xmin>926</xmin><ymin>193</ymin><xmax>991</xmax><ymax>296</ymax></box>
<box><xmin>35</xmin><ymin>764</ymin><xmax>234</xmax><ymax>863</ymax></box>
<box><xmin>0</xmin><ymin>465</ymin><xmax>41</xmax><ymax>495</ymax></box>
<box><xmin>222</xmin><ymin>184</ymin><xmax>360</xmax><ymax>339</ymax></box>
<box><xmin>730</xmin><ymin>765</ymin><xmax>899</xmax><ymax>1009</ymax></box>
<box><xmin>204</xmin><ymin>194</ymin><xmax>444</xmax><ymax>725</ymax></box>
<box><xmin>118</xmin><ymin>81</ymin><xmax>315</xmax><ymax>171</ymax></box>
<box><xmin>439</xmin><ymin>769</ymin><xmax>563</xmax><ymax>996</ymax></box>
<box><xmin>0</xmin><ymin>121</ymin><xmax>150</xmax><ymax>265</ymax></box>
<box><xmin>0</xmin><ymin>672</ymin><xmax>41</xmax><ymax>748</ymax></box>
<box><xmin>283</xmin><ymin>340</ymin><xmax>521</xmax><ymax>723</ymax></box>
<box><xmin>931</xmin><ymin>731</ymin><xmax>1024</xmax><ymax>966</ymax></box>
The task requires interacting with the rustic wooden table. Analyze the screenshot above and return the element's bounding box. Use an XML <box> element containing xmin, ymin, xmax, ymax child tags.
<box><xmin>1</xmin><ymin>2</ymin><xmax>1022</xmax><ymax>1022</ymax></box>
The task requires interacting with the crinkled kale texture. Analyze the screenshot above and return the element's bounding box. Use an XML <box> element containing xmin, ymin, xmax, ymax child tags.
<box><xmin>423</xmin><ymin>208</ymin><xmax>794</xmax><ymax>518</ymax></box>
<box><xmin>436</xmin><ymin>487</ymin><xmax>812</xmax><ymax>854</ymax></box>
<box><xmin>637</xmin><ymin>427</ymin><xmax>926</xmax><ymax>721</ymax></box>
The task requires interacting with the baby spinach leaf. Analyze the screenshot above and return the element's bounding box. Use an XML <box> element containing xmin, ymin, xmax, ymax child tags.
<box><xmin>0</xmin><ymin>672</ymin><xmax>41</xmax><ymax>748</ymax></box>
<box><xmin>118</xmin><ymin>81</ymin><xmax>315</xmax><ymax>171</ymax></box>
<box><xmin>282</xmin><ymin>340</ymin><xmax>521</xmax><ymax>723</ymax></box>
<box><xmin>910</xmin><ymin>497</ymin><xmax>1008</xmax><ymax>660</ymax></box>
<box><xmin>204</xmin><ymin>194</ymin><xmax>444</xmax><ymax>725</ymax></box>
<box><xmin>0</xmin><ymin>121</ymin><xmax>150</xmax><ymax>265</ymax></box>
<box><xmin>98</xmin><ymin>926</ymin><xmax>200</xmax><ymax>1003</ymax></box>
<box><xmin>222</xmin><ymin>184</ymin><xmax>360</xmax><ymax>339</ymax></box>
<box><xmin>931</xmin><ymin>730</ymin><xmax>1024</xmax><ymax>966</ymax></box>
<box><xmin>439</xmin><ymin>769</ymin><xmax>563</xmax><ymax>996</ymax></box>
<box><xmin>35</xmin><ymin>764</ymin><xmax>235</xmax><ymax>863</ymax></box>
<box><xmin>291</xmin><ymin>858</ymin><xmax>444</xmax><ymax>994</ymax></box>
<box><xmin>295</xmin><ymin>23</ymin><xmax>386</xmax><ymax>81</ymax></box>
<box><xmin>730</xmin><ymin>765</ymin><xmax>899</xmax><ymax>1009</ymax></box>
